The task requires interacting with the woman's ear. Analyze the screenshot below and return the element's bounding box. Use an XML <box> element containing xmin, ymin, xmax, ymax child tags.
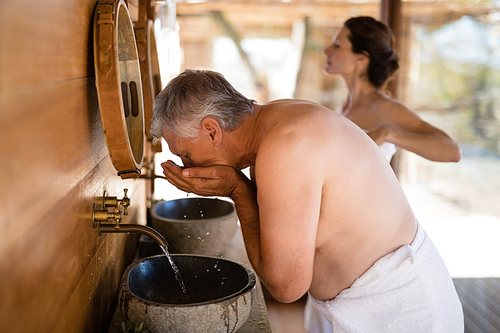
<box><xmin>200</xmin><ymin>117</ymin><xmax>222</xmax><ymax>146</ymax></box>
<box><xmin>356</xmin><ymin>52</ymin><xmax>369</xmax><ymax>65</ymax></box>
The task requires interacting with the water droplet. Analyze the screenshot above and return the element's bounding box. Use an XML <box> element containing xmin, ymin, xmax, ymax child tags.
<box><xmin>187</xmin><ymin>235</ymin><xmax>190</xmax><ymax>238</ymax></box>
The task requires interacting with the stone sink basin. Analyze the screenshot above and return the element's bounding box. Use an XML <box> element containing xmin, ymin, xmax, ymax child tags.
<box><xmin>119</xmin><ymin>254</ymin><xmax>256</xmax><ymax>333</ymax></box>
<box><xmin>150</xmin><ymin>198</ymin><xmax>239</xmax><ymax>256</ymax></box>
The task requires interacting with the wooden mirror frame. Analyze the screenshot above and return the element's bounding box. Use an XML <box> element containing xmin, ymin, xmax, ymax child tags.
<box><xmin>93</xmin><ymin>0</ymin><xmax>145</xmax><ymax>179</ymax></box>
<box><xmin>135</xmin><ymin>19</ymin><xmax>162</xmax><ymax>152</ymax></box>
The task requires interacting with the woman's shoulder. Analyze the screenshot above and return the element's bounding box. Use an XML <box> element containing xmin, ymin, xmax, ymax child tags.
<box><xmin>373</xmin><ymin>93</ymin><xmax>414</xmax><ymax>117</ymax></box>
<box><xmin>374</xmin><ymin>93</ymin><xmax>406</xmax><ymax>108</ymax></box>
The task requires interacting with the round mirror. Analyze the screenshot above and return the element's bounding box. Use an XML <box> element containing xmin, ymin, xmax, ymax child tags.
<box><xmin>135</xmin><ymin>19</ymin><xmax>162</xmax><ymax>152</ymax></box>
<box><xmin>93</xmin><ymin>0</ymin><xmax>145</xmax><ymax>179</ymax></box>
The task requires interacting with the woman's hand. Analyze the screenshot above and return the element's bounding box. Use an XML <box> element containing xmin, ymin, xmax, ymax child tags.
<box><xmin>366</xmin><ymin>126</ymin><xmax>389</xmax><ymax>146</ymax></box>
<box><xmin>160</xmin><ymin>160</ymin><xmax>242</xmax><ymax>197</ymax></box>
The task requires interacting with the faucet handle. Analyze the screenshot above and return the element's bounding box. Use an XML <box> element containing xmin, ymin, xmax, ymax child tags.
<box><xmin>120</xmin><ymin>188</ymin><xmax>130</xmax><ymax>216</ymax></box>
<box><xmin>113</xmin><ymin>206</ymin><xmax>122</xmax><ymax>228</ymax></box>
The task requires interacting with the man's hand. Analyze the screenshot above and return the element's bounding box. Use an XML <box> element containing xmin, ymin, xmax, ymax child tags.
<box><xmin>160</xmin><ymin>160</ymin><xmax>241</xmax><ymax>197</ymax></box>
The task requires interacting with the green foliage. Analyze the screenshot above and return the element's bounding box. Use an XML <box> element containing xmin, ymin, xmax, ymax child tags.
<box><xmin>413</xmin><ymin>49</ymin><xmax>500</xmax><ymax>154</ymax></box>
<box><xmin>121</xmin><ymin>321</ymin><xmax>151</xmax><ymax>333</ymax></box>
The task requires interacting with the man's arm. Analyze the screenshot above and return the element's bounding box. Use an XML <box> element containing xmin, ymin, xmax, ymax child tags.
<box><xmin>247</xmin><ymin>134</ymin><xmax>321</xmax><ymax>303</ymax></box>
<box><xmin>161</xmin><ymin>133</ymin><xmax>322</xmax><ymax>303</ymax></box>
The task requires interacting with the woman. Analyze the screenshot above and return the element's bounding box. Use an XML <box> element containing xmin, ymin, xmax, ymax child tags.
<box><xmin>323</xmin><ymin>16</ymin><xmax>461</xmax><ymax>163</ymax></box>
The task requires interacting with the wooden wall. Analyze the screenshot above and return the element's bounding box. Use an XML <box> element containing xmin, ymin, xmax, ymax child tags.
<box><xmin>0</xmin><ymin>0</ymin><xmax>150</xmax><ymax>332</ymax></box>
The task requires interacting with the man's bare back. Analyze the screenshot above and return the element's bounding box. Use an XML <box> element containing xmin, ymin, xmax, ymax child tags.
<box><xmin>250</xmin><ymin>99</ymin><xmax>417</xmax><ymax>301</ymax></box>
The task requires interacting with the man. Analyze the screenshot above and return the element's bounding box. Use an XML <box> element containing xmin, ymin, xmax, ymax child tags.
<box><xmin>151</xmin><ymin>69</ymin><xmax>463</xmax><ymax>332</ymax></box>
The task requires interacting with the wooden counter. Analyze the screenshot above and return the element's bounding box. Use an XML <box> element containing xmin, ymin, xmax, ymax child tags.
<box><xmin>107</xmin><ymin>228</ymin><xmax>272</xmax><ymax>332</ymax></box>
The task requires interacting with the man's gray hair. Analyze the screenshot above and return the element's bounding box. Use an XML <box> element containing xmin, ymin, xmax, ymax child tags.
<box><xmin>150</xmin><ymin>69</ymin><xmax>255</xmax><ymax>140</ymax></box>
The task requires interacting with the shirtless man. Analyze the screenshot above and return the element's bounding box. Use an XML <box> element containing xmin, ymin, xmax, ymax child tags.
<box><xmin>151</xmin><ymin>69</ymin><xmax>463</xmax><ymax>332</ymax></box>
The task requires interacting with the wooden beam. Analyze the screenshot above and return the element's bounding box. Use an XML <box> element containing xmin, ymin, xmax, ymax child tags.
<box><xmin>210</xmin><ymin>10</ymin><xmax>264</xmax><ymax>93</ymax></box>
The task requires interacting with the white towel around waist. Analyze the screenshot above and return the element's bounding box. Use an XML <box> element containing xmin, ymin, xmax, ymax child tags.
<box><xmin>305</xmin><ymin>223</ymin><xmax>464</xmax><ymax>333</ymax></box>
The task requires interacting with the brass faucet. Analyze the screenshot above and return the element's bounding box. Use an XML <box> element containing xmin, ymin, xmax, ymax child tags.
<box><xmin>138</xmin><ymin>156</ymin><xmax>169</xmax><ymax>182</ymax></box>
<box><xmin>92</xmin><ymin>189</ymin><xmax>168</xmax><ymax>247</ymax></box>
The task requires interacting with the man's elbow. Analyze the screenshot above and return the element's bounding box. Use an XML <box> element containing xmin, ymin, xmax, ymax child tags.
<box><xmin>263</xmin><ymin>278</ymin><xmax>309</xmax><ymax>304</ymax></box>
<box><xmin>266</xmin><ymin>287</ymin><xmax>306</xmax><ymax>304</ymax></box>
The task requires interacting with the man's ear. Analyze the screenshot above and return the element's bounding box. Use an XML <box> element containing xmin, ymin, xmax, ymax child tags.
<box><xmin>200</xmin><ymin>117</ymin><xmax>222</xmax><ymax>146</ymax></box>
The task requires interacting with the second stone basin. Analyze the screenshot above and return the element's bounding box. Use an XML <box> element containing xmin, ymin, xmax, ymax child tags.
<box><xmin>150</xmin><ymin>198</ymin><xmax>239</xmax><ymax>256</ymax></box>
<box><xmin>119</xmin><ymin>254</ymin><xmax>256</xmax><ymax>333</ymax></box>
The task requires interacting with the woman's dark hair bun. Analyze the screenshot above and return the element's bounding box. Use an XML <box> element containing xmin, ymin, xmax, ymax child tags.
<box><xmin>344</xmin><ymin>16</ymin><xmax>399</xmax><ymax>88</ymax></box>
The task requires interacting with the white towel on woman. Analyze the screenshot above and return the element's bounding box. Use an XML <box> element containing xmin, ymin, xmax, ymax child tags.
<box><xmin>305</xmin><ymin>223</ymin><xmax>464</xmax><ymax>333</ymax></box>
<box><xmin>379</xmin><ymin>142</ymin><xmax>397</xmax><ymax>162</ymax></box>
<box><xmin>362</xmin><ymin>129</ymin><xmax>397</xmax><ymax>163</ymax></box>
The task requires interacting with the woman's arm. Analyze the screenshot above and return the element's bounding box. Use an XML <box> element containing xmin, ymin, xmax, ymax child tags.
<box><xmin>369</xmin><ymin>99</ymin><xmax>461</xmax><ymax>162</ymax></box>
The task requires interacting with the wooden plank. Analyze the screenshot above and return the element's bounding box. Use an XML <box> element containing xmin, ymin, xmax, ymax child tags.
<box><xmin>0</xmin><ymin>0</ymin><xmax>97</xmax><ymax>89</ymax></box>
<box><xmin>0</xmin><ymin>78</ymin><xmax>108</xmax><ymax>253</ymax></box>
<box><xmin>467</xmin><ymin>279</ymin><xmax>500</xmax><ymax>311</ymax></box>
<box><xmin>175</xmin><ymin>1</ymin><xmax>491</xmax><ymax>26</ymax></box>
<box><xmin>455</xmin><ymin>283</ymin><xmax>490</xmax><ymax>333</ymax></box>
<box><xmin>176</xmin><ymin>2</ymin><xmax>379</xmax><ymax>31</ymax></box>
<box><xmin>0</xmin><ymin>156</ymin><xmax>146</xmax><ymax>333</ymax></box>
<box><xmin>52</xmin><ymin>225</ymin><xmax>140</xmax><ymax>332</ymax></box>
<box><xmin>463</xmin><ymin>279</ymin><xmax>500</xmax><ymax>330</ymax></box>
<box><xmin>176</xmin><ymin>1</ymin><xmax>379</xmax><ymax>19</ymax></box>
<box><xmin>485</xmin><ymin>278</ymin><xmax>500</xmax><ymax>294</ymax></box>
<box><xmin>454</xmin><ymin>280</ymin><xmax>500</xmax><ymax>333</ymax></box>
<box><xmin>464</xmin><ymin>315</ymin><xmax>486</xmax><ymax>333</ymax></box>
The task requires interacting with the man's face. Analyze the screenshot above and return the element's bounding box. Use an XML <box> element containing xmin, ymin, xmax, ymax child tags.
<box><xmin>163</xmin><ymin>129</ymin><xmax>218</xmax><ymax>168</ymax></box>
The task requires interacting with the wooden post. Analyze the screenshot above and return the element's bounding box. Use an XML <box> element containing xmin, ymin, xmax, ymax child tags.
<box><xmin>381</xmin><ymin>0</ymin><xmax>402</xmax><ymax>176</ymax></box>
<box><xmin>380</xmin><ymin>0</ymin><xmax>401</xmax><ymax>42</ymax></box>
<box><xmin>380</xmin><ymin>0</ymin><xmax>401</xmax><ymax>98</ymax></box>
